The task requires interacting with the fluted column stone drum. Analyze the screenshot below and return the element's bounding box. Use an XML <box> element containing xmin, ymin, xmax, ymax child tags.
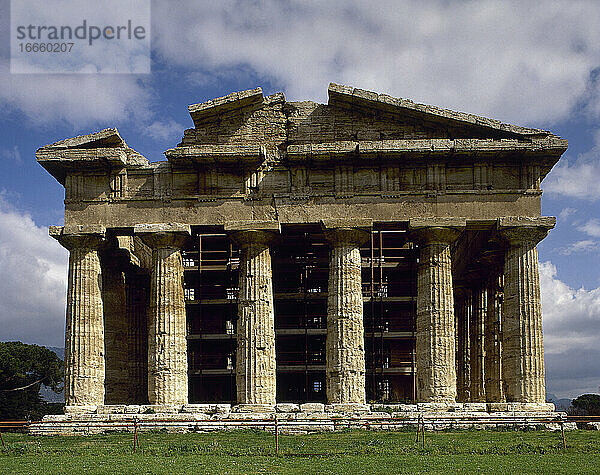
<box><xmin>136</xmin><ymin>224</ymin><xmax>191</xmax><ymax>406</ymax></box>
<box><xmin>323</xmin><ymin>223</ymin><xmax>370</xmax><ymax>404</ymax></box>
<box><xmin>500</xmin><ymin>226</ymin><xmax>549</xmax><ymax>403</ymax></box>
<box><xmin>413</xmin><ymin>226</ymin><xmax>461</xmax><ymax>403</ymax></box>
<box><xmin>52</xmin><ymin>228</ymin><xmax>106</xmax><ymax>406</ymax></box>
<box><xmin>229</xmin><ymin>229</ymin><xmax>278</xmax><ymax>405</ymax></box>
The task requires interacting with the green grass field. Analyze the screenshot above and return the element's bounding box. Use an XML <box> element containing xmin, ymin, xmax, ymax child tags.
<box><xmin>1</xmin><ymin>429</ymin><xmax>599</xmax><ymax>474</ymax></box>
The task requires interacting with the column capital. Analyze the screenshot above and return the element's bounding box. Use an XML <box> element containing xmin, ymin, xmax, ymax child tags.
<box><xmin>225</xmin><ymin>221</ymin><xmax>280</xmax><ymax>247</ymax></box>
<box><xmin>410</xmin><ymin>227</ymin><xmax>462</xmax><ymax>245</ymax></box>
<box><xmin>321</xmin><ymin>219</ymin><xmax>372</xmax><ymax>246</ymax></box>
<box><xmin>134</xmin><ymin>223</ymin><xmax>191</xmax><ymax>249</ymax></box>
<box><xmin>409</xmin><ymin>218</ymin><xmax>465</xmax><ymax>245</ymax></box>
<box><xmin>498</xmin><ymin>216</ymin><xmax>555</xmax><ymax>246</ymax></box>
<box><xmin>50</xmin><ymin>225</ymin><xmax>105</xmax><ymax>251</ymax></box>
<box><xmin>498</xmin><ymin>226</ymin><xmax>552</xmax><ymax>247</ymax></box>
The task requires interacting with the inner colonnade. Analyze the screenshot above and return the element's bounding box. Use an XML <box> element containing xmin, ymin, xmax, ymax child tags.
<box><xmin>53</xmin><ymin>217</ymin><xmax>550</xmax><ymax>408</ymax></box>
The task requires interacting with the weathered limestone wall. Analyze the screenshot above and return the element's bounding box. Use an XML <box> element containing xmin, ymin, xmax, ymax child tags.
<box><xmin>64</xmin><ymin>193</ymin><xmax>544</xmax><ymax>230</ymax></box>
<box><xmin>324</xmin><ymin>227</ymin><xmax>369</xmax><ymax>404</ymax></box>
<box><xmin>102</xmin><ymin>257</ymin><xmax>129</xmax><ymax>404</ymax></box>
<box><xmin>414</xmin><ymin>227</ymin><xmax>459</xmax><ymax>402</ymax></box>
<box><xmin>501</xmin><ymin>228</ymin><xmax>547</xmax><ymax>403</ymax></box>
<box><xmin>138</xmin><ymin>226</ymin><xmax>190</xmax><ymax>405</ymax></box>
<box><xmin>32</xmin><ymin>402</ymin><xmax>563</xmax><ymax>436</ymax></box>
<box><xmin>58</xmin><ymin>233</ymin><xmax>106</xmax><ymax>406</ymax></box>
<box><xmin>231</xmin><ymin>230</ymin><xmax>277</xmax><ymax>405</ymax></box>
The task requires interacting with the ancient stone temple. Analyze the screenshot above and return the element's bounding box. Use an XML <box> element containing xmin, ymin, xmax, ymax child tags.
<box><xmin>37</xmin><ymin>84</ymin><xmax>567</xmax><ymax>414</ymax></box>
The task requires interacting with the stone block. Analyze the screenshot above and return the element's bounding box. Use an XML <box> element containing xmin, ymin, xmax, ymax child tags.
<box><xmin>192</xmin><ymin>414</ymin><xmax>211</xmax><ymax>421</ymax></box>
<box><xmin>325</xmin><ymin>404</ymin><xmax>370</xmax><ymax>413</ymax></box>
<box><xmin>391</xmin><ymin>412</ymin><xmax>419</xmax><ymax>419</ymax></box>
<box><xmin>300</xmin><ymin>403</ymin><xmax>325</xmax><ymax>413</ymax></box>
<box><xmin>64</xmin><ymin>405</ymin><xmax>97</xmax><ymax>414</ymax></box>
<box><xmin>417</xmin><ymin>402</ymin><xmax>451</xmax><ymax>412</ymax></box>
<box><xmin>124</xmin><ymin>405</ymin><xmax>141</xmax><ymax>414</ymax></box>
<box><xmin>274</xmin><ymin>413</ymin><xmax>297</xmax><ymax>421</ymax></box>
<box><xmin>139</xmin><ymin>404</ymin><xmax>179</xmax><ymax>414</ymax></box>
<box><xmin>505</xmin><ymin>402</ymin><xmax>555</xmax><ymax>412</ymax></box>
<box><xmin>276</xmin><ymin>403</ymin><xmax>300</xmax><ymax>413</ymax></box>
<box><xmin>159</xmin><ymin>414</ymin><xmax>194</xmax><ymax>421</ymax></box>
<box><xmin>301</xmin><ymin>412</ymin><xmax>335</xmax><ymax>420</ymax></box>
<box><xmin>69</xmin><ymin>413</ymin><xmax>107</xmax><ymax>422</ymax></box>
<box><xmin>487</xmin><ymin>403</ymin><xmax>509</xmax><ymax>412</ymax></box>
<box><xmin>227</xmin><ymin>413</ymin><xmax>273</xmax><ymax>420</ymax></box>
<box><xmin>182</xmin><ymin>404</ymin><xmax>214</xmax><ymax>414</ymax></box>
<box><xmin>232</xmin><ymin>404</ymin><xmax>275</xmax><ymax>413</ymax></box>
<box><xmin>97</xmin><ymin>405</ymin><xmax>126</xmax><ymax>414</ymax></box>
<box><xmin>461</xmin><ymin>403</ymin><xmax>487</xmax><ymax>412</ymax></box>
<box><xmin>361</xmin><ymin>412</ymin><xmax>391</xmax><ymax>419</ymax></box>
<box><xmin>41</xmin><ymin>414</ymin><xmax>69</xmax><ymax>422</ymax></box>
<box><xmin>137</xmin><ymin>413</ymin><xmax>164</xmax><ymax>421</ymax></box>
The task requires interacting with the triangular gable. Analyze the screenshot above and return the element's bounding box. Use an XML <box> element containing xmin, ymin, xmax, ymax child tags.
<box><xmin>188</xmin><ymin>87</ymin><xmax>264</xmax><ymax>127</ymax></box>
<box><xmin>44</xmin><ymin>128</ymin><xmax>126</xmax><ymax>149</ymax></box>
<box><xmin>327</xmin><ymin>83</ymin><xmax>554</xmax><ymax>139</ymax></box>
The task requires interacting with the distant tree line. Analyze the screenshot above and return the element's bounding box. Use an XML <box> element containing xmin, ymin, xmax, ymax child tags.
<box><xmin>0</xmin><ymin>341</ymin><xmax>64</xmax><ymax>421</ymax></box>
<box><xmin>569</xmin><ymin>394</ymin><xmax>600</xmax><ymax>416</ymax></box>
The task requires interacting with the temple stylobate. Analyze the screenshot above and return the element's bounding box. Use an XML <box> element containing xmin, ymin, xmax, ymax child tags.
<box><xmin>38</xmin><ymin>83</ymin><xmax>566</xmax><ymax>412</ymax></box>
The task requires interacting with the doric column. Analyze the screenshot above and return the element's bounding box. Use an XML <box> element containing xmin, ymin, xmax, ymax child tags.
<box><xmin>470</xmin><ymin>285</ymin><xmax>486</xmax><ymax>402</ymax></box>
<box><xmin>323</xmin><ymin>220</ymin><xmax>370</xmax><ymax>404</ymax></box>
<box><xmin>102</xmin><ymin>256</ymin><xmax>129</xmax><ymax>404</ymax></box>
<box><xmin>411</xmin><ymin>225</ymin><xmax>461</xmax><ymax>402</ymax></box>
<box><xmin>228</xmin><ymin>226</ymin><xmax>278</xmax><ymax>405</ymax></box>
<box><xmin>500</xmin><ymin>225</ymin><xmax>550</xmax><ymax>403</ymax></box>
<box><xmin>484</xmin><ymin>273</ymin><xmax>504</xmax><ymax>402</ymax></box>
<box><xmin>136</xmin><ymin>224</ymin><xmax>190</xmax><ymax>405</ymax></box>
<box><xmin>51</xmin><ymin>227</ymin><xmax>106</xmax><ymax>406</ymax></box>
<box><xmin>455</xmin><ymin>287</ymin><xmax>471</xmax><ymax>402</ymax></box>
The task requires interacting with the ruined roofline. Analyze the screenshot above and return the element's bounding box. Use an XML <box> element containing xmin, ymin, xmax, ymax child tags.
<box><xmin>36</xmin><ymin>127</ymin><xmax>149</xmax><ymax>185</ymax></box>
<box><xmin>327</xmin><ymin>83</ymin><xmax>555</xmax><ymax>138</ymax></box>
<box><xmin>164</xmin><ymin>137</ymin><xmax>567</xmax><ymax>167</ymax></box>
<box><xmin>185</xmin><ymin>83</ymin><xmax>560</xmax><ymax>139</ymax></box>
<box><xmin>36</xmin><ymin>84</ymin><xmax>568</xmax><ymax>185</ymax></box>
<box><xmin>188</xmin><ymin>87</ymin><xmax>264</xmax><ymax>127</ymax></box>
<box><xmin>41</xmin><ymin>128</ymin><xmax>126</xmax><ymax>149</ymax></box>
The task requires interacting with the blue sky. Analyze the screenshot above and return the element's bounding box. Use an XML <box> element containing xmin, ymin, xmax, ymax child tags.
<box><xmin>1</xmin><ymin>0</ymin><xmax>599</xmax><ymax>399</ymax></box>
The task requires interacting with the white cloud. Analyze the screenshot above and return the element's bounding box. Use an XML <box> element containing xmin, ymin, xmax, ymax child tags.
<box><xmin>540</xmin><ymin>261</ymin><xmax>600</xmax><ymax>397</ymax></box>
<box><xmin>152</xmin><ymin>0</ymin><xmax>600</xmax><ymax>125</ymax></box>
<box><xmin>0</xmin><ymin>145</ymin><xmax>22</xmax><ymax>164</ymax></box>
<box><xmin>559</xmin><ymin>239</ymin><xmax>600</xmax><ymax>255</ymax></box>
<box><xmin>558</xmin><ymin>207</ymin><xmax>577</xmax><ymax>222</ymax></box>
<box><xmin>543</xmin><ymin>146</ymin><xmax>600</xmax><ymax>201</ymax></box>
<box><xmin>2</xmin><ymin>1</ymin><xmax>600</xmax><ymax>133</ymax></box>
<box><xmin>0</xmin><ymin>194</ymin><xmax>67</xmax><ymax>347</ymax></box>
<box><xmin>0</xmin><ymin>73</ymin><xmax>153</xmax><ymax>129</ymax></box>
<box><xmin>143</xmin><ymin>119</ymin><xmax>185</xmax><ymax>143</ymax></box>
<box><xmin>579</xmin><ymin>218</ymin><xmax>600</xmax><ymax>238</ymax></box>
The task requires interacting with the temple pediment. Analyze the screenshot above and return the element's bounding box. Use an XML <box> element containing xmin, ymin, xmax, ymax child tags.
<box><xmin>326</xmin><ymin>83</ymin><xmax>550</xmax><ymax>139</ymax></box>
<box><xmin>171</xmin><ymin>84</ymin><xmax>566</xmax><ymax>169</ymax></box>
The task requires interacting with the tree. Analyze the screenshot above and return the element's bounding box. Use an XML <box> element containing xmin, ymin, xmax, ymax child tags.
<box><xmin>0</xmin><ymin>341</ymin><xmax>64</xmax><ymax>420</ymax></box>
<box><xmin>570</xmin><ymin>394</ymin><xmax>600</xmax><ymax>416</ymax></box>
